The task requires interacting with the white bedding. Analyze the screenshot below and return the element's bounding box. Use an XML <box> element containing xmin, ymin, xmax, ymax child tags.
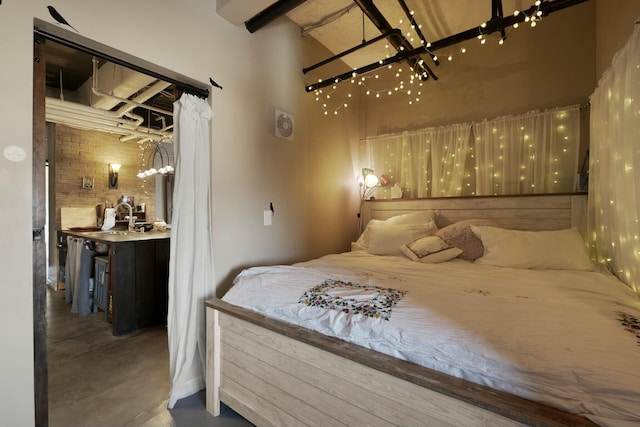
<box><xmin>222</xmin><ymin>251</ymin><xmax>640</xmax><ymax>426</ymax></box>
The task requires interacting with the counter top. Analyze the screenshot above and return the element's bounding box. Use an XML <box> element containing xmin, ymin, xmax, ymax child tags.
<box><xmin>60</xmin><ymin>229</ymin><xmax>170</xmax><ymax>243</ymax></box>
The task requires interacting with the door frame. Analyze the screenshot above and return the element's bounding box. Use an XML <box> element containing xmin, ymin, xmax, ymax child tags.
<box><xmin>32</xmin><ymin>19</ymin><xmax>208</xmax><ymax>426</ymax></box>
<box><xmin>32</xmin><ymin>30</ymin><xmax>48</xmax><ymax>427</ymax></box>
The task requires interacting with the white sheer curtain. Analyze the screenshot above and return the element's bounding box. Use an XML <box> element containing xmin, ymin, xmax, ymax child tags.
<box><xmin>362</xmin><ymin>131</ymin><xmax>431</xmax><ymax>198</ymax></box>
<box><xmin>472</xmin><ymin>106</ymin><xmax>580</xmax><ymax>196</ymax></box>
<box><xmin>589</xmin><ymin>22</ymin><xmax>640</xmax><ymax>296</ymax></box>
<box><xmin>361</xmin><ymin>109</ymin><xmax>579</xmax><ymax>198</ymax></box>
<box><xmin>167</xmin><ymin>93</ymin><xmax>214</xmax><ymax>408</ymax></box>
<box><xmin>361</xmin><ymin>123</ymin><xmax>472</xmax><ymax>198</ymax></box>
<box><xmin>430</xmin><ymin>123</ymin><xmax>472</xmax><ymax>197</ymax></box>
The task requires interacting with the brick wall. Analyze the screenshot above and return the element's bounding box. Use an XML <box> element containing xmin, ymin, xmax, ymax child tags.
<box><xmin>54</xmin><ymin>124</ymin><xmax>157</xmax><ymax>229</ymax></box>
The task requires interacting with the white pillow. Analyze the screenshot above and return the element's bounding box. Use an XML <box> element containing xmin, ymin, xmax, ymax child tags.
<box><xmin>401</xmin><ymin>236</ymin><xmax>463</xmax><ymax>263</ymax></box>
<box><xmin>367</xmin><ymin>222</ymin><xmax>438</xmax><ymax>256</ymax></box>
<box><xmin>353</xmin><ymin>210</ymin><xmax>438</xmax><ymax>251</ymax></box>
<box><xmin>352</xmin><ymin>219</ymin><xmax>383</xmax><ymax>251</ymax></box>
<box><xmin>470</xmin><ymin>226</ymin><xmax>594</xmax><ymax>271</ymax></box>
<box><xmin>384</xmin><ymin>210</ymin><xmax>438</xmax><ymax>225</ymax></box>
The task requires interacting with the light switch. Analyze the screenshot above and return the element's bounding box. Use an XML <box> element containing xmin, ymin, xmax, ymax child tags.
<box><xmin>263</xmin><ymin>210</ymin><xmax>272</xmax><ymax>226</ymax></box>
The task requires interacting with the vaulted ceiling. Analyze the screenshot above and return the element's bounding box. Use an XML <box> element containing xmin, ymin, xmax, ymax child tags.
<box><xmin>218</xmin><ymin>0</ymin><xmax>589</xmax><ymax>92</ymax></box>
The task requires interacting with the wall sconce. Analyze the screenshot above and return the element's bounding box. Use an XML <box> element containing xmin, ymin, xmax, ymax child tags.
<box><xmin>109</xmin><ymin>163</ymin><xmax>121</xmax><ymax>189</ymax></box>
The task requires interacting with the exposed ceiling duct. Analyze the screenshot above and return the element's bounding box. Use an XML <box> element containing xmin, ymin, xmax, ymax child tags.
<box><xmin>45</xmin><ymin>97</ymin><xmax>173</xmax><ymax>142</ymax></box>
<box><xmin>45</xmin><ymin>56</ymin><xmax>175</xmax><ymax>143</ymax></box>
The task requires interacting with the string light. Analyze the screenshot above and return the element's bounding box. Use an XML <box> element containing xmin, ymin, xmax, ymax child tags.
<box><xmin>310</xmin><ymin>0</ymin><xmax>550</xmax><ymax>116</ymax></box>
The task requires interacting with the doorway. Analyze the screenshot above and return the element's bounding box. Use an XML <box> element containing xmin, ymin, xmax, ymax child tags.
<box><xmin>32</xmin><ymin>18</ymin><xmax>208</xmax><ymax>426</ymax></box>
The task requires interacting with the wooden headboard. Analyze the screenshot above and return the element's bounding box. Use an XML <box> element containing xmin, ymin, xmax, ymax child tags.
<box><xmin>362</xmin><ymin>193</ymin><xmax>588</xmax><ymax>238</ymax></box>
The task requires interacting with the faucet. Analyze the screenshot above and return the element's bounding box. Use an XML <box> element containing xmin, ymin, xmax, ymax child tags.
<box><xmin>115</xmin><ymin>202</ymin><xmax>135</xmax><ymax>232</ymax></box>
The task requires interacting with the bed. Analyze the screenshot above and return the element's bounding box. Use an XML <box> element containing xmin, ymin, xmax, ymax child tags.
<box><xmin>205</xmin><ymin>194</ymin><xmax>640</xmax><ymax>427</ymax></box>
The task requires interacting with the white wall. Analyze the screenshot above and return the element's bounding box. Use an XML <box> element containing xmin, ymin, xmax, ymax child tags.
<box><xmin>0</xmin><ymin>0</ymin><xmax>357</xmax><ymax>424</ymax></box>
<box><xmin>595</xmin><ymin>0</ymin><xmax>640</xmax><ymax>78</ymax></box>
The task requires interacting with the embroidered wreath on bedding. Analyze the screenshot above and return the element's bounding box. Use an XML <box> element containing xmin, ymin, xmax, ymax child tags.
<box><xmin>299</xmin><ymin>279</ymin><xmax>407</xmax><ymax>321</ymax></box>
<box><xmin>616</xmin><ymin>311</ymin><xmax>640</xmax><ymax>345</ymax></box>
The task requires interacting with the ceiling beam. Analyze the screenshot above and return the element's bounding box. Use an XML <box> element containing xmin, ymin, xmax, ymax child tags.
<box><xmin>396</xmin><ymin>0</ymin><xmax>439</xmax><ymax>66</ymax></box>
<box><xmin>491</xmin><ymin>0</ymin><xmax>507</xmax><ymax>42</ymax></box>
<box><xmin>245</xmin><ymin>0</ymin><xmax>309</xmax><ymax>33</ymax></box>
<box><xmin>305</xmin><ymin>0</ymin><xmax>589</xmax><ymax>92</ymax></box>
<box><xmin>354</xmin><ymin>0</ymin><xmax>437</xmax><ymax>81</ymax></box>
<box><xmin>303</xmin><ymin>29</ymin><xmax>402</xmax><ymax>75</ymax></box>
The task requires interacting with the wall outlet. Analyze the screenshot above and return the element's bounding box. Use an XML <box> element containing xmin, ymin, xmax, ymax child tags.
<box><xmin>263</xmin><ymin>210</ymin><xmax>272</xmax><ymax>226</ymax></box>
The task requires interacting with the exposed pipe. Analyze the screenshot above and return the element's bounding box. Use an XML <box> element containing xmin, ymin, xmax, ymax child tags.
<box><xmin>300</xmin><ymin>3</ymin><xmax>358</xmax><ymax>37</ymax></box>
<box><xmin>47</xmin><ymin>97</ymin><xmax>138</xmax><ymax>125</ymax></box>
<box><xmin>245</xmin><ymin>0</ymin><xmax>310</xmax><ymax>33</ymax></box>
<box><xmin>46</xmin><ymin>97</ymin><xmax>172</xmax><ymax>141</ymax></box>
<box><xmin>120</xmin><ymin>122</ymin><xmax>173</xmax><ymax>143</ymax></box>
<box><xmin>123</xmin><ymin>111</ymin><xmax>144</xmax><ymax>128</ymax></box>
<box><xmin>115</xmin><ymin>79</ymin><xmax>172</xmax><ymax>117</ymax></box>
<box><xmin>91</xmin><ymin>58</ymin><xmax>173</xmax><ymax>117</ymax></box>
<box><xmin>58</xmin><ymin>69</ymin><xmax>65</xmax><ymax>101</ymax></box>
<box><xmin>306</xmin><ymin>0</ymin><xmax>589</xmax><ymax>92</ymax></box>
<box><xmin>45</xmin><ymin>111</ymin><xmax>172</xmax><ymax>141</ymax></box>
<box><xmin>34</xmin><ymin>21</ymin><xmax>209</xmax><ymax>99</ymax></box>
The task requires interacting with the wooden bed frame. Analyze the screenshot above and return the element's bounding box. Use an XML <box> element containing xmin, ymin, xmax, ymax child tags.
<box><xmin>206</xmin><ymin>194</ymin><xmax>597</xmax><ymax>427</ymax></box>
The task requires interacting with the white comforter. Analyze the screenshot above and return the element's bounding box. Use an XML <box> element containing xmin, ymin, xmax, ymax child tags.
<box><xmin>222</xmin><ymin>251</ymin><xmax>640</xmax><ymax>426</ymax></box>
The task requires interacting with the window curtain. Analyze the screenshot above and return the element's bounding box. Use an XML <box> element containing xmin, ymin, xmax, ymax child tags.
<box><xmin>361</xmin><ymin>123</ymin><xmax>471</xmax><ymax>198</ymax></box>
<box><xmin>472</xmin><ymin>106</ymin><xmax>580</xmax><ymax>196</ymax></box>
<box><xmin>430</xmin><ymin>123</ymin><xmax>472</xmax><ymax>197</ymax></box>
<box><xmin>167</xmin><ymin>93</ymin><xmax>214</xmax><ymax>408</ymax></box>
<box><xmin>588</xmin><ymin>22</ymin><xmax>640</xmax><ymax>296</ymax></box>
<box><xmin>361</xmin><ymin>131</ymin><xmax>431</xmax><ymax>198</ymax></box>
<box><xmin>361</xmin><ymin>108</ymin><xmax>579</xmax><ymax>199</ymax></box>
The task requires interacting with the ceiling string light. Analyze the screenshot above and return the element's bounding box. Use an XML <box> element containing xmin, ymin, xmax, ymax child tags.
<box><xmin>307</xmin><ymin>0</ymin><xmax>574</xmax><ymax>106</ymax></box>
<box><xmin>312</xmin><ymin>0</ymin><xmax>556</xmax><ymax>116</ymax></box>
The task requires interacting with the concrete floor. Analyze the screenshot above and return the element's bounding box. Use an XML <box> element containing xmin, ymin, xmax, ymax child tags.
<box><xmin>47</xmin><ymin>288</ymin><xmax>254</xmax><ymax>427</ymax></box>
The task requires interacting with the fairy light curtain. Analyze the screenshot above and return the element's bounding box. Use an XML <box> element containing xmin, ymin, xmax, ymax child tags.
<box><xmin>430</xmin><ymin>123</ymin><xmax>473</xmax><ymax>197</ymax></box>
<box><xmin>472</xmin><ymin>106</ymin><xmax>581</xmax><ymax>196</ymax></box>
<box><xmin>361</xmin><ymin>131</ymin><xmax>431</xmax><ymax>198</ymax></box>
<box><xmin>361</xmin><ymin>107</ymin><xmax>579</xmax><ymax>198</ymax></box>
<box><xmin>361</xmin><ymin>123</ymin><xmax>472</xmax><ymax>198</ymax></box>
<box><xmin>588</xmin><ymin>21</ymin><xmax>640</xmax><ymax>296</ymax></box>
